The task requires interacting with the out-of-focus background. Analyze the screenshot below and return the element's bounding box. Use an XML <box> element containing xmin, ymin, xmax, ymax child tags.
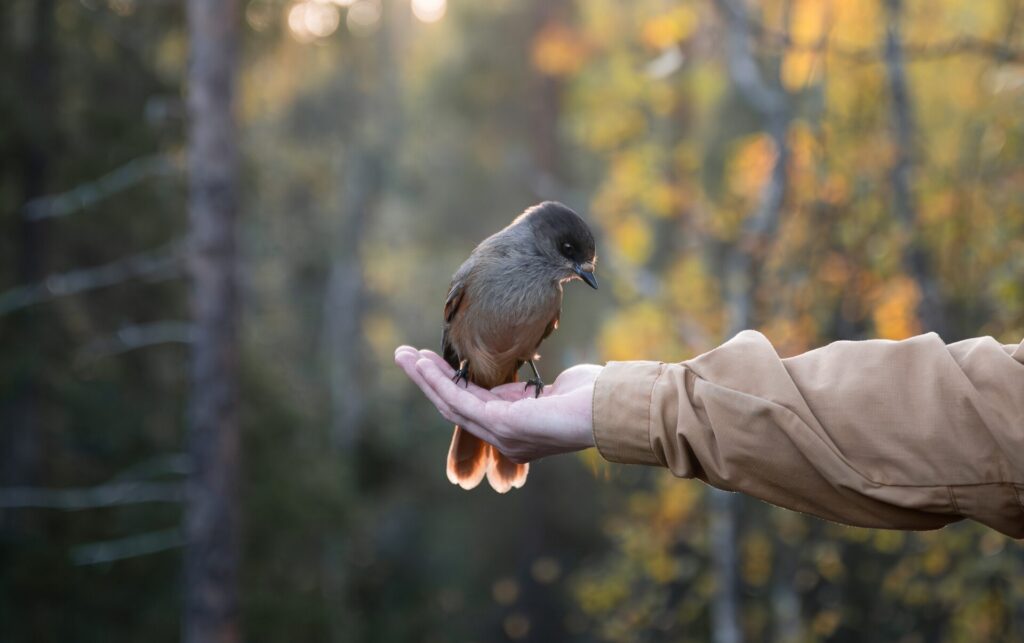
<box><xmin>2</xmin><ymin>0</ymin><xmax>1023</xmax><ymax>641</ymax></box>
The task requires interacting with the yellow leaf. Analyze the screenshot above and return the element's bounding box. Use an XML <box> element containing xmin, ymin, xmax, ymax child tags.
<box><xmin>872</xmin><ymin>276</ymin><xmax>922</xmax><ymax>340</ymax></box>
<box><xmin>726</xmin><ymin>133</ymin><xmax>778</xmax><ymax>202</ymax></box>
<box><xmin>831</xmin><ymin>0</ymin><xmax>881</xmax><ymax>48</ymax></box>
<box><xmin>598</xmin><ymin>303</ymin><xmax>679</xmax><ymax>361</ymax></box>
<box><xmin>741</xmin><ymin>531</ymin><xmax>772</xmax><ymax>587</ymax></box>
<box><xmin>531</xmin><ymin>22</ymin><xmax>589</xmax><ymax>77</ymax></box>
<box><xmin>640</xmin><ymin>6</ymin><xmax>698</xmax><ymax>50</ymax></box>
<box><xmin>782</xmin><ymin>50</ymin><xmax>818</xmax><ymax>92</ymax></box>
<box><xmin>612</xmin><ymin>216</ymin><xmax>653</xmax><ymax>264</ymax></box>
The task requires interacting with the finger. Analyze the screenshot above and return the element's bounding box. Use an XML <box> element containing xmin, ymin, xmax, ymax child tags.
<box><xmin>395</xmin><ymin>346</ymin><xmax>418</xmax><ymax>364</ymax></box>
<box><xmin>415</xmin><ymin>357</ymin><xmax>493</xmax><ymax>426</ymax></box>
<box><xmin>417</xmin><ymin>350</ymin><xmax>502</xmax><ymax>402</ymax></box>
<box><xmin>396</xmin><ymin>351</ymin><xmax>473</xmax><ymax>426</ymax></box>
<box><xmin>449</xmin><ymin>415</ymin><xmax>499</xmax><ymax>445</ymax></box>
<box><xmin>395</xmin><ymin>349</ymin><xmax>438</xmax><ymax>398</ymax></box>
<box><xmin>397</xmin><ymin>353</ymin><xmax>503</xmax><ymax>444</ymax></box>
<box><xmin>413</xmin><ymin>359</ymin><xmax>503</xmax><ymax>443</ymax></box>
<box><xmin>415</xmin><ymin>349</ymin><xmax>453</xmax><ymax>375</ymax></box>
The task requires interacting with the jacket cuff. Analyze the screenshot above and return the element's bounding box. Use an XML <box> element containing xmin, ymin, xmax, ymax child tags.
<box><xmin>592</xmin><ymin>361</ymin><xmax>665</xmax><ymax>466</ymax></box>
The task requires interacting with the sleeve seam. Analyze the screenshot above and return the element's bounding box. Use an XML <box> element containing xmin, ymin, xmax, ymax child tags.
<box><xmin>646</xmin><ymin>363</ymin><xmax>667</xmax><ymax>466</ymax></box>
<box><xmin>946</xmin><ymin>486</ymin><xmax>961</xmax><ymax>514</ymax></box>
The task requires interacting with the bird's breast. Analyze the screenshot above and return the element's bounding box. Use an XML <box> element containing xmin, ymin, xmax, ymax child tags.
<box><xmin>449</xmin><ymin>275</ymin><xmax>563</xmax><ymax>385</ymax></box>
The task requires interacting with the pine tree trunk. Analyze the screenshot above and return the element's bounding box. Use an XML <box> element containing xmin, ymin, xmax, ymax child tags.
<box><xmin>183</xmin><ymin>0</ymin><xmax>240</xmax><ymax>641</ymax></box>
<box><xmin>1</xmin><ymin>0</ymin><xmax>54</xmax><ymax>530</ymax></box>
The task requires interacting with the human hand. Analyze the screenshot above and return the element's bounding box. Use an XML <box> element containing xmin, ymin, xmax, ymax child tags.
<box><xmin>394</xmin><ymin>346</ymin><xmax>600</xmax><ymax>463</ymax></box>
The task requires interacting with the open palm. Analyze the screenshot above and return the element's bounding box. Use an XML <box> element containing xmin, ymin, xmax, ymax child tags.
<box><xmin>394</xmin><ymin>346</ymin><xmax>599</xmax><ymax>463</ymax></box>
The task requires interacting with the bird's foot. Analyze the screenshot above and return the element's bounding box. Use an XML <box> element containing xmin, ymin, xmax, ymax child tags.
<box><xmin>524</xmin><ymin>377</ymin><xmax>544</xmax><ymax>398</ymax></box>
<box><xmin>452</xmin><ymin>361</ymin><xmax>469</xmax><ymax>388</ymax></box>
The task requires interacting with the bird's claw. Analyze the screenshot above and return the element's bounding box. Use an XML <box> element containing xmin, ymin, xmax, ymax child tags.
<box><xmin>452</xmin><ymin>363</ymin><xmax>469</xmax><ymax>388</ymax></box>
<box><xmin>524</xmin><ymin>377</ymin><xmax>544</xmax><ymax>398</ymax></box>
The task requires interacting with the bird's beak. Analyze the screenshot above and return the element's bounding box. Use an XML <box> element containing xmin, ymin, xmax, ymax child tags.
<box><xmin>574</xmin><ymin>262</ymin><xmax>598</xmax><ymax>289</ymax></box>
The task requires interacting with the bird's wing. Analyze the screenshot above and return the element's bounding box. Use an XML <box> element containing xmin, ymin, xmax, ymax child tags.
<box><xmin>540</xmin><ymin>309</ymin><xmax>560</xmax><ymax>344</ymax></box>
<box><xmin>526</xmin><ymin>308</ymin><xmax>561</xmax><ymax>361</ymax></box>
<box><xmin>443</xmin><ymin>279</ymin><xmax>465</xmax><ymax>323</ymax></box>
<box><xmin>441</xmin><ymin>280</ymin><xmax>466</xmax><ymax>370</ymax></box>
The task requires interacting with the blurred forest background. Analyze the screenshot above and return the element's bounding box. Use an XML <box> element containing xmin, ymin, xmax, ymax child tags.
<box><xmin>1</xmin><ymin>0</ymin><xmax>1023</xmax><ymax>641</ymax></box>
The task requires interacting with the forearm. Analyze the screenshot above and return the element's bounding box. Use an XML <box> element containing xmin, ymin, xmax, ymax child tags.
<box><xmin>592</xmin><ymin>331</ymin><xmax>1024</xmax><ymax>537</ymax></box>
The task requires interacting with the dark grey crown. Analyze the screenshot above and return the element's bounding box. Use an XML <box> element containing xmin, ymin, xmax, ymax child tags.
<box><xmin>520</xmin><ymin>201</ymin><xmax>596</xmax><ymax>264</ymax></box>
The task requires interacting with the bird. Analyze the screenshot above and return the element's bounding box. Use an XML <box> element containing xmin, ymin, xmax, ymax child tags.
<box><xmin>442</xmin><ymin>201</ymin><xmax>598</xmax><ymax>493</ymax></box>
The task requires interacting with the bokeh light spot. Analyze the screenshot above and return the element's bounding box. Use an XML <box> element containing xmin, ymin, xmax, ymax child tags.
<box><xmin>530</xmin><ymin>557</ymin><xmax>562</xmax><ymax>584</ymax></box>
<box><xmin>492</xmin><ymin>577</ymin><xmax>519</xmax><ymax>605</ymax></box>
<box><xmin>412</xmin><ymin>0</ymin><xmax>446</xmax><ymax>23</ymax></box>
<box><xmin>503</xmin><ymin>613</ymin><xmax>531</xmax><ymax>639</ymax></box>
<box><xmin>288</xmin><ymin>1</ymin><xmax>340</xmax><ymax>42</ymax></box>
<box><xmin>347</xmin><ymin>0</ymin><xmax>382</xmax><ymax>36</ymax></box>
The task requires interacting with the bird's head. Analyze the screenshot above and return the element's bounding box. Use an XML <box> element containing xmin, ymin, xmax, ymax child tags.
<box><xmin>521</xmin><ymin>201</ymin><xmax>598</xmax><ymax>289</ymax></box>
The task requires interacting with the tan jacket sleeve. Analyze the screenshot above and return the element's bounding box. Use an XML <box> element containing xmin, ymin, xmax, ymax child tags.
<box><xmin>592</xmin><ymin>331</ymin><xmax>1024</xmax><ymax>538</ymax></box>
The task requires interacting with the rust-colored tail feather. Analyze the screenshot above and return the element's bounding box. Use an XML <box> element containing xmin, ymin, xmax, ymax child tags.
<box><xmin>485</xmin><ymin>445</ymin><xmax>529</xmax><ymax>493</ymax></box>
<box><xmin>445</xmin><ymin>427</ymin><xmax>529</xmax><ymax>493</ymax></box>
<box><xmin>446</xmin><ymin>426</ymin><xmax>488</xmax><ymax>490</ymax></box>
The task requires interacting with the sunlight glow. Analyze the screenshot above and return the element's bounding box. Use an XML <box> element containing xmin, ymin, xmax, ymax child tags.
<box><xmin>346</xmin><ymin>0</ymin><xmax>382</xmax><ymax>36</ymax></box>
<box><xmin>411</xmin><ymin>0</ymin><xmax>446</xmax><ymax>23</ymax></box>
<box><xmin>288</xmin><ymin>1</ymin><xmax>340</xmax><ymax>42</ymax></box>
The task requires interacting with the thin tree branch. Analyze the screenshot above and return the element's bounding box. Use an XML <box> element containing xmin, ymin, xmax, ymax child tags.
<box><xmin>109</xmin><ymin>453</ymin><xmax>191</xmax><ymax>481</ymax></box>
<box><xmin>76</xmin><ymin>321</ymin><xmax>194</xmax><ymax>363</ymax></box>
<box><xmin>742</xmin><ymin>13</ymin><xmax>1024</xmax><ymax>63</ymax></box>
<box><xmin>0</xmin><ymin>481</ymin><xmax>184</xmax><ymax>509</ymax></box>
<box><xmin>867</xmin><ymin>36</ymin><xmax>1024</xmax><ymax>62</ymax></box>
<box><xmin>716</xmin><ymin>0</ymin><xmax>786</xmax><ymax>115</ymax></box>
<box><xmin>0</xmin><ymin>241</ymin><xmax>183</xmax><ymax>317</ymax></box>
<box><xmin>821</xmin><ymin>36</ymin><xmax>1024</xmax><ymax>63</ymax></box>
<box><xmin>0</xmin><ymin>454</ymin><xmax>189</xmax><ymax>510</ymax></box>
<box><xmin>71</xmin><ymin>528</ymin><xmax>184</xmax><ymax>566</ymax></box>
<box><xmin>21</xmin><ymin>153</ymin><xmax>179</xmax><ymax>221</ymax></box>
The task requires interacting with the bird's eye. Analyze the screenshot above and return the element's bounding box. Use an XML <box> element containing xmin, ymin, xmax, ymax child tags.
<box><xmin>562</xmin><ymin>242</ymin><xmax>574</xmax><ymax>252</ymax></box>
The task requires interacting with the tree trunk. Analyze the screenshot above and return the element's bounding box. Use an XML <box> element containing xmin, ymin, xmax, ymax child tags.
<box><xmin>707</xmin><ymin>489</ymin><xmax>743</xmax><ymax>643</ymax></box>
<box><xmin>1</xmin><ymin>0</ymin><xmax>54</xmax><ymax>530</ymax></box>
<box><xmin>883</xmin><ymin>0</ymin><xmax>948</xmax><ymax>337</ymax></box>
<box><xmin>710</xmin><ymin>3</ymin><xmax>793</xmax><ymax>641</ymax></box>
<box><xmin>183</xmin><ymin>0</ymin><xmax>240</xmax><ymax>641</ymax></box>
<box><xmin>323</xmin><ymin>153</ymin><xmax>378</xmax><ymax>450</ymax></box>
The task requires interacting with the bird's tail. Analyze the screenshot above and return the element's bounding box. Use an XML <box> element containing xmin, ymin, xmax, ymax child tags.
<box><xmin>446</xmin><ymin>426</ymin><xmax>488</xmax><ymax>490</ymax></box>
<box><xmin>485</xmin><ymin>445</ymin><xmax>529</xmax><ymax>493</ymax></box>
<box><xmin>445</xmin><ymin>427</ymin><xmax>529</xmax><ymax>493</ymax></box>
<box><xmin>445</xmin><ymin>365</ymin><xmax>529</xmax><ymax>493</ymax></box>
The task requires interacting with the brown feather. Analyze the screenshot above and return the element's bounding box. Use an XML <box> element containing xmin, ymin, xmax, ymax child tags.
<box><xmin>446</xmin><ymin>426</ymin><xmax>488</xmax><ymax>490</ymax></box>
<box><xmin>485</xmin><ymin>445</ymin><xmax>529</xmax><ymax>493</ymax></box>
